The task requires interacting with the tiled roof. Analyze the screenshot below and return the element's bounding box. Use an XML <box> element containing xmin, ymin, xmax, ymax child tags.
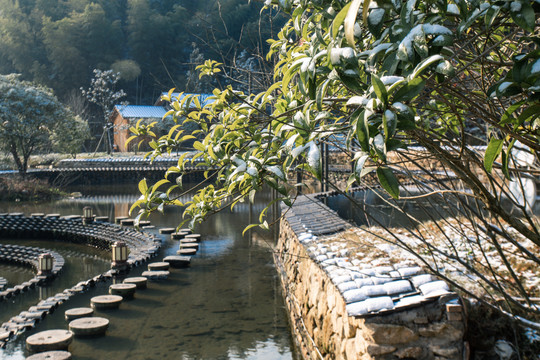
<box><xmin>285</xmin><ymin>194</ymin><xmax>457</xmax><ymax>318</ymax></box>
<box><xmin>115</xmin><ymin>105</ymin><xmax>167</xmax><ymax>119</ymax></box>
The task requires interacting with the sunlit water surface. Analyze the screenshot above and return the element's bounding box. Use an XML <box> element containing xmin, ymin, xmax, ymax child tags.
<box><xmin>0</xmin><ymin>184</ymin><xmax>297</xmax><ymax>360</ymax></box>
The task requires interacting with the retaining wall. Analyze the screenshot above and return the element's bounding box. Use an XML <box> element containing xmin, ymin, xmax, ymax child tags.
<box><xmin>275</xmin><ymin>195</ymin><xmax>466</xmax><ymax>360</ymax></box>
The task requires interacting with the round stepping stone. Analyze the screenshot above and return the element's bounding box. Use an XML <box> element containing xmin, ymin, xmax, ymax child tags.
<box><xmin>171</xmin><ymin>232</ymin><xmax>186</xmax><ymax>240</ymax></box>
<box><xmin>69</xmin><ymin>317</ymin><xmax>109</xmax><ymax>337</ymax></box>
<box><xmin>115</xmin><ymin>216</ymin><xmax>128</xmax><ymax>224</ymax></box>
<box><xmin>26</xmin><ymin>330</ymin><xmax>73</xmax><ymax>353</ymax></box>
<box><xmin>148</xmin><ymin>262</ymin><xmax>169</xmax><ymax>271</ymax></box>
<box><xmin>163</xmin><ymin>255</ymin><xmax>191</xmax><ymax>268</ymax></box>
<box><xmin>109</xmin><ymin>283</ymin><xmax>136</xmax><ymax>299</ymax></box>
<box><xmin>90</xmin><ymin>295</ymin><xmax>122</xmax><ymax>310</ymax></box>
<box><xmin>184</xmin><ymin>234</ymin><xmax>201</xmax><ymax>242</ymax></box>
<box><xmin>138</xmin><ymin>220</ymin><xmax>151</xmax><ymax>226</ymax></box>
<box><xmin>159</xmin><ymin>228</ymin><xmax>176</xmax><ymax>234</ymax></box>
<box><xmin>179</xmin><ymin>242</ymin><xmax>199</xmax><ymax>250</ymax></box>
<box><xmin>120</xmin><ymin>219</ymin><xmax>135</xmax><ymax>226</ymax></box>
<box><xmin>177</xmin><ymin>248</ymin><xmax>197</xmax><ymax>256</ymax></box>
<box><xmin>123</xmin><ymin>277</ymin><xmax>147</xmax><ymax>289</ymax></box>
<box><xmin>65</xmin><ymin>307</ymin><xmax>93</xmax><ymax>322</ymax></box>
<box><xmin>26</xmin><ymin>350</ymin><xmax>72</xmax><ymax>360</ymax></box>
<box><xmin>141</xmin><ymin>270</ymin><xmax>169</xmax><ymax>280</ymax></box>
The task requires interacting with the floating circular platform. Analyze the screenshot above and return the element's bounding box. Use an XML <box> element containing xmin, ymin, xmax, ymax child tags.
<box><xmin>177</xmin><ymin>248</ymin><xmax>197</xmax><ymax>256</ymax></box>
<box><xmin>163</xmin><ymin>255</ymin><xmax>191</xmax><ymax>268</ymax></box>
<box><xmin>90</xmin><ymin>295</ymin><xmax>123</xmax><ymax>310</ymax></box>
<box><xmin>159</xmin><ymin>228</ymin><xmax>176</xmax><ymax>234</ymax></box>
<box><xmin>26</xmin><ymin>329</ymin><xmax>73</xmax><ymax>353</ymax></box>
<box><xmin>148</xmin><ymin>262</ymin><xmax>170</xmax><ymax>271</ymax></box>
<box><xmin>64</xmin><ymin>307</ymin><xmax>93</xmax><ymax>322</ymax></box>
<box><xmin>109</xmin><ymin>283</ymin><xmax>136</xmax><ymax>299</ymax></box>
<box><xmin>69</xmin><ymin>317</ymin><xmax>109</xmax><ymax>337</ymax></box>
<box><xmin>26</xmin><ymin>350</ymin><xmax>72</xmax><ymax>360</ymax></box>
<box><xmin>123</xmin><ymin>277</ymin><xmax>147</xmax><ymax>289</ymax></box>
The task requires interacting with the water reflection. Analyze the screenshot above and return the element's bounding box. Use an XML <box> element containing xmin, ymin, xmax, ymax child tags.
<box><xmin>0</xmin><ymin>184</ymin><xmax>297</xmax><ymax>360</ymax></box>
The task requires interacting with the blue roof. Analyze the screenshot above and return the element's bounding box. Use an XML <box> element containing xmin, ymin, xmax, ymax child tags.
<box><xmin>115</xmin><ymin>105</ymin><xmax>167</xmax><ymax>118</ymax></box>
<box><xmin>160</xmin><ymin>92</ymin><xmax>215</xmax><ymax>107</ymax></box>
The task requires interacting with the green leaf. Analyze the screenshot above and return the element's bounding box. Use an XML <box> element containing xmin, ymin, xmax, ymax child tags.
<box><xmin>152</xmin><ymin>179</ymin><xmax>171</xmax><ymax>192</ymax></box>
<box><xmin>484</xmin><ymin>5</ymin><xmax>500</xmax><ymax>29</ymax></box>
<box><xmin>193</xmin><ymin>141</ymin><xmax>205</xmax><ymax>151</ymax></box>
<box><xmin>371</xmin><ymin>74</ymin><xmax>387</xmax><ymax>104</ymax></box>
<box><xmin>517</xmin><ymin>104</ymin><xmax>540</xmax><ymax>126</ymax></box>
<box><xmin>500</xmin><ymin>100</ymin><xmax>526</xmax><ymax>125</ymax></box>
<box><xmin>411</xmin><ymin>55</ymin><xmax>444</xmax><ymax>79</ymax></box>
<box><xmin>377</xmin><ymin>167</ymin><xmax>400</xmax><ymax>199</ymax></box>
<box><xmin>510</xmin><ymin>0</ymin><xmax>535</xmax><ymax>32</ymax></box>
<box><xmin>392</xmin><ymin>78</ymin><xmax>426</xmax><ymax>102</ymax></box>
<box><xmin>344</xmin><ymin>0</ymin><xmax>363</xmax><ymax>46</ymax></box>
<box><xmin>501</xmin><ymin>150</ymin><xmax>511</xmax><ymax>180</ymax></box>
<box><xmin>138</xmin><ymin>179</ymin><xmax>148</xmax><ymax>194</ymax></box>
<box><xmin>355</xmin><ymin>110</ymin><xmax>369</xmax><ymax>151</ymax></box>
<box><xmin>354</xmin><ymin>153</ymin><xmax>370</xmax><ymax>177</ymax></box>
<box><xmin>129</xmin><ymin>200</ymin><xmax>145</xmax><ymax>216</ymax></box>
<box><xmin>331</xmin><ymin>3</ymin><xmax>352</xmax><ymax>38</ymax></box>
<box><xmin>362</xmin><ymin>0</ymin><xmax>372</xmax><ymax>25</ymax></box>
<box><xmin>484</xmin><ymin>138</ymin><xmax>504</xmax><ymax>173</ymax></box>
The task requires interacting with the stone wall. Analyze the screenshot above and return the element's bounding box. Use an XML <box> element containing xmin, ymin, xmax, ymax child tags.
<box><xmin>275</xmin><ymin>203</ymin><xmax>466</xmax><ymax>360</ymax></box>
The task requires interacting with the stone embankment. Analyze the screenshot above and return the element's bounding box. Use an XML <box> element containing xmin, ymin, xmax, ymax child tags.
<box><xmin>0</xmin><ymin>244</ymin><xmax>64</xmax><ymax>301</ymax></box>
<box><xmin>275</xmin><ymin>194</ymin><xmax>465</xmax><ymax>360</ymax></box>
<box><xmin>0</xmin><ymin>213</ymin><xmax>160</xmax><ymax>265</ymax></box>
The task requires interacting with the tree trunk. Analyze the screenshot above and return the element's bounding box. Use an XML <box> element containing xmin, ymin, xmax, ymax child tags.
<box><xmin>9</xmin><ymin>143</ymin><xmax>26</xmax><ymax>176</ymax></box>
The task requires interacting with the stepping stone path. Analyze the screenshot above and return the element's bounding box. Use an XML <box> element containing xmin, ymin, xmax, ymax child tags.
<box><xmin>148</xmin><ymin>262</ymin><xmax>169</xmax><ymax>271</ymax></box>
<box><xmin>90</xmin><ymin>295</ymin><xmax>123</xmax><ymax>310</ymax></box>
<box><xmin>64</xmin><ymin>308</ymin><xmax>93</xmax><ymax>322</ymax></box>
<box><xmin>69</xmin><ymin>317</ymin><xmax>109</xmax><ymax>337</ymax></box>
<box><xmin>120</xmin><ymin>219</ymin><xmax>135</xmax><ymax>226</ymax></box>
<box><xmin>163</xmin><ymin>255</ymin><xmax>191</xmax><ymax>268</ymax></box>
<box><xmin>123</xmin><ymin>277</ymin><xmax>147</xmax><ymax>289</ymax></box>
<box><xmin>179</xmin><ymin>242</ymin><xmax>199</xmax><ymax>250</ymax></box>
<box><xmin>159</xmin><ymin>228</ymin><xmax>176</xmax><ymax>234</ymax></box>
<box><xmin>171</xmin><ymin>229</ymin><xmax>192</xmax><ymax>239</ymax></box>
<box><xmin>109</xmin><ymin>283</ymin><xmax>136</xmax><ymax>299</ymax></box>
<box><xmin>26</xmin><ymin>350</ymin><xmax>72</xmax><ymax>360</ymax></box>
<box><xmin>177</xmin><ymin>248</ymin><xmax>197</xmax><ymax>256</ymax></box>
<box><xmin>184</xmin><ymin>234</ymin><xmax>201</xmax><ymax>242</ymax></box>
<box><xmin>26</xmin><ymin>329</ymin><xmax>73</xmax><ymax>352</ymax></box>
<box><xmin>141</xmin><ymin>270</ymin><xmax>169</xmax><ymax>280</ymax></box>
<box><xmin>115</xmin><ymin>216</ymin><xmax>129</xmax><ymax>224</ymax></box>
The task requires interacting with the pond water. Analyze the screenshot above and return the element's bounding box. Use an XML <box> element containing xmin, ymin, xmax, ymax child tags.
<box><xmin>0</xmin><ymin>184</ymin><xmax>297</xmax><ymax>360</ymax></box>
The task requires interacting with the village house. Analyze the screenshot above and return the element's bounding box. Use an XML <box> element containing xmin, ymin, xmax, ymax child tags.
<box><xmin>112</xmin><ymin>93</ymin><xmax>213</xmax><ymax>152</ymax></box>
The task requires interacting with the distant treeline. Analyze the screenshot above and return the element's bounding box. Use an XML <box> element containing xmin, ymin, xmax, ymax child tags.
<box><xmin>0</xmin><ymin>0</ymin><xmax>283</xmax><ymax>105</ymax></box>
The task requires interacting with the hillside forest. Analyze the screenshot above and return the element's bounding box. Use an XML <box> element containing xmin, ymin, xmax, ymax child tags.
<box><xmin>0</xmin><ymin>0</ymin><xmax>283</xmax><ymax>108</ymax></box>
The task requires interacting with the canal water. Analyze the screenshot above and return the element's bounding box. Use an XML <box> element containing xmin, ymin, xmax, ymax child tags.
<box><xmin>0</xmin><ymin>184</ymin><xmax>298</xmax><ymax>360</ymax></box>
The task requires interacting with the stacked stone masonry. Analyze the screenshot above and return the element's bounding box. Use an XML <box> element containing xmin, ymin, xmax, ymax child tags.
<box><xmin>275</xmin><ymin>195</ymin><xmax>465</xmax><ymax>360</ymax></box>
<box><xmin>0</xmin><ymin>244</ymin><xmax>64</xmax><ymax>301</ymax></box>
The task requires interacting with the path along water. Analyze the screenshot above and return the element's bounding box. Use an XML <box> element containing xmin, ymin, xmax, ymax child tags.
<box><xmin>0</xmin><ymin>184</ymin><xmax>297</xmax><ymax>360</ymax></box>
